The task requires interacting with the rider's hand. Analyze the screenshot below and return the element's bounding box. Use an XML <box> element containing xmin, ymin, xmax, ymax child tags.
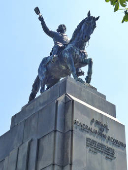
<box><xmin>34</xmin><ymin>7</ymin><xmax>40</xmax><ymax>15</ymax></box>
<box><xmin>38</xmin><ymin>15</ymin><xmax>43</xmax><ymax>22</ymax></box>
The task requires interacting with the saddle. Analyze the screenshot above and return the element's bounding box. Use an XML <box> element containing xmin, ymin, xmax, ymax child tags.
<box><xmin>50</xmin><ymin>44</ymin><xmax>67</xmax><ymax>56</ymax></box>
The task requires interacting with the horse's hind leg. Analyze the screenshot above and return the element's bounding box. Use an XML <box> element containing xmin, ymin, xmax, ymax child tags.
<box><xmin>38</xmin><ymin>62</ymin><xmax>47</xmax><ymax>93</ymax></box>
<box><xmin>46</xmin><ymin>78</ymin><xmax>60</xmax><ymax>90</ymax></box>
<box><xmin>39</xmin><ymin>72</ymin><xmax>47</xmax><ymax>93</ymax></box>
<box><xmin>40</xmin><ymin>80</ymin><xmax>45</xmax><ymax>93</ymax></box>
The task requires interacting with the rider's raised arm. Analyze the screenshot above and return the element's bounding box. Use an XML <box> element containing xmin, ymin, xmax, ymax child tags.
<box><xmin>38</xmin><ymin>15</ymin><xmax>54</xmax><ymax>38</ymax></box>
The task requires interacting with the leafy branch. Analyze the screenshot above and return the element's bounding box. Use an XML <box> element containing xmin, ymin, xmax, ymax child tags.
<box><xmin>105</xmin><ymin>0</ymin><xmax>128</xmax><ymax>23</ymax></box>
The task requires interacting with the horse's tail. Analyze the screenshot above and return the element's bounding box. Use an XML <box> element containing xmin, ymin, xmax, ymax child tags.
<box><xmin>28</xmin><ymin>75</ymin><xmax>40</xmax><ymax>102</ymax></box>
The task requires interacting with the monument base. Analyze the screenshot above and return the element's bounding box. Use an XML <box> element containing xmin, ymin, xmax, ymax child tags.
<box><xmin>0</xmin><ymin>77</ymin><xmax>127</xmax><ymax>170</ymax></box>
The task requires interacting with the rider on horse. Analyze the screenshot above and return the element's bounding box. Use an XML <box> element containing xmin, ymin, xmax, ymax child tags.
<box><xmin>29</xmin><ymin>8</ymin><xmax>99</xmax><ymax>102</ymax></box>
<box><xmin>35</xmin><ymin>7</ymin><xmax>84</xmax><ymax>76</ymax></box>
<box><xmin>38</xmin><ymin>11</ymin><xmax>70</xmax><ymax>63</ymax></box>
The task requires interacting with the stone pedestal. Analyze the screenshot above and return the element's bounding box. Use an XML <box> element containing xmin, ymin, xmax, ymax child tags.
<box><xmin>0</xmin><ymin>77</ymin><xmax>127</xmax><ymax>170</ymax></box>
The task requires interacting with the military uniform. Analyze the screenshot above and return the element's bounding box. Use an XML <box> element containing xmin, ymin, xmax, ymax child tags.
<box><xmin>39</xmin><ymin>15</ymin><xmax>70</xmax><ymax>60</ymax></box>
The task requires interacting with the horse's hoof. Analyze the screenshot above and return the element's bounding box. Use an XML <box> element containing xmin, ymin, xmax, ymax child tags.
<box><xmin>85</xmin><ymin>76</ymin><xmax>91</xmax><ymax>83</ymax></box>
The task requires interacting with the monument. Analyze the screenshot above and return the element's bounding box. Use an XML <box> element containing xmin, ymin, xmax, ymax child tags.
<box><xmin>0</xmin><ymin>7</ymin><xmax>127</xmax><ymax>170</ymax></box>
<box><xmin>0</xmin><ymin>77</ymin><xmax>127</xmax><ymax>170</ymax></box>
<box><xmin>29</xmin><ymin>7</ymin><xmax>99</xmax><ymax>102</ymax></box>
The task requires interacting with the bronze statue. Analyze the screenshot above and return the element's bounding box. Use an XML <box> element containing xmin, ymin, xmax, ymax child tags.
<box><xmin>37</xmin><ymin>7</ymin><xmax>70</xmax><ymax>63</ymax></box>
<box><xmin>29</xmin><ymin>7</ymin><xmax>99</xmax><ymax>102</ymax></box>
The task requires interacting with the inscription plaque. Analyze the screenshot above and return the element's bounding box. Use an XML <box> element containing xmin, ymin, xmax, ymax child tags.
<box><xmin>86</xmin><ymin>137</ymin><xmax>116</xmax><ymax>161</ymax></box>
<box><xmin>74</xmin><ymin>119</ymin><xmax>126</xmax><ymax>148</ymax></box>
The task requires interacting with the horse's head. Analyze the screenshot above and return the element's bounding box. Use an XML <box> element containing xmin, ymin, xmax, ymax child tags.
<box><xmin>79</xmin><ymin>11</ymin><xmax>99</xmax><ymax>42</ymax></box>
<box><xmin>69</xmin><ymin>12</ymin><xmax>99</xmax><ymax>49</ymax></box>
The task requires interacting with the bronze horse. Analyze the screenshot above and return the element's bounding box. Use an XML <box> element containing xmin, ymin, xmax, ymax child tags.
<box><xmin>29</xmin><ymin>11</ymin><xmax>99</xmax><ymax>102</ymax></box>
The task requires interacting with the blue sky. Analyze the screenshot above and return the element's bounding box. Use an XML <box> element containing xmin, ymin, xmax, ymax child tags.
<box><xmin>0</xmin><ymin>0</ymin><xmax>128</xmax><ymax>163</ymax></box>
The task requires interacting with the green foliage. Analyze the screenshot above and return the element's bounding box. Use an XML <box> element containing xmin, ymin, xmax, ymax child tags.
<box><xmin>114</xmin><ymin>2</ymin><xmax>119</xmax><ymax>11</ymax></box>
<box><xmin>122</xmin><ymin>10</ymin><xmax>128</xmax><ymax>22</ymax></box>
<box><xmin>105</xmin><ymin>0</ymin><xmax>128</xmax><ymax>23</ymax></box>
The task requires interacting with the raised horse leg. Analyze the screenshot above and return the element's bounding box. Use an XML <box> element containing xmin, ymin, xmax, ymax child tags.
<box><xmin>76</xmin><ymin>68</ymin><xmax>84</xmax><ymax>77</ymax></box>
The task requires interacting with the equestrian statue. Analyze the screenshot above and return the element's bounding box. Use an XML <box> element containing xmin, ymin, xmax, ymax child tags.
<box><xmin>28</xmin><ymin>7</ymin><xmax>99</xmax><ymax>102</ymax></box>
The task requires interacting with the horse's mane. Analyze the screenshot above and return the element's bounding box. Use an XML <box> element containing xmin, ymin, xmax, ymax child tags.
<box><xmin>69</xmin><ymin>18</ymin><xmax>86</xmax><ymax>43</ymax></box>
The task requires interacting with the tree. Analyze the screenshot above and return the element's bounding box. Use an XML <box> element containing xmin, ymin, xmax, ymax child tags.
<box><xmin>105</xmin><ymin>0</ymin><xmax>128</xmax><ymax>23</ymax></box>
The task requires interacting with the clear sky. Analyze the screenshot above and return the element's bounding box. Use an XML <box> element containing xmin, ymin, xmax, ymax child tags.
<box><xmin>0</xmin><ymin>0</ymin><xmax>128</xmax><ymax>164</ymax></box>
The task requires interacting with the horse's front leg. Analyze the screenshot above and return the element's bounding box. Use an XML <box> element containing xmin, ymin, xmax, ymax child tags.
<box><xmin>63</xmin><ymin>50</ymin><xmax>84</xmax><ymax>84</ymax></box>
<box><xmin>83</xmin><ymin>58</ymin><xmax>93</xmax><ymax>83</ymax></box>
